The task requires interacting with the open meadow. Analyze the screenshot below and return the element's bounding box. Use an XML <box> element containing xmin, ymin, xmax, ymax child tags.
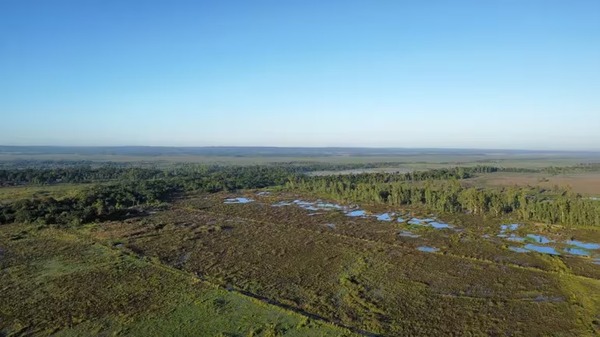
<box><xmin>463</xmin><ymin>172</ymin><xmax>600</xmax><ymax>196</ymax></box>
<box><xmin>1</xmin><ymin>155</ymin><xmax>600</xmax><ymax>336</ymax></box>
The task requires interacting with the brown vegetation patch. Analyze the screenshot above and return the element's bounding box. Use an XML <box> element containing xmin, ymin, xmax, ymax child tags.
<box><xmin>463</xmin><ymin>172</ymin><xmax>600</xmax><ymax>195</ymax></box>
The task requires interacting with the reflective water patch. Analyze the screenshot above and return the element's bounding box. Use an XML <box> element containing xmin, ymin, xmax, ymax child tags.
<box><xmin>376</xmin><ymin>213</ymin><xmax>393</xmax><ymax>221</ymax></box>
<box><xmin>346</xmin><ymin>210</ymin><xmax>367</xmax><ymax>217</ymax></box>
<box><xmin>563</xmin><ymin>247</ymin><xmax>592</xmax><ymax>257</ymax></box>
<box><xmin>506</xmin><ymin>235</ymin><xmax>525</xmax><ymax>242</ymax></box>
<box><xmin>408</xmin><ymin>218</ymin><xmax>424</xmax><ymax>225</ymax></box>
<box><xmin>564</xmin><ymin>240</ymin><xmax>600</xmax><ymax>250</ymax></box>
<box><xmin>408</xmin><ymin>217</ymin><xmax>453</xmax><ymax>229</ymax></box>
<box><xmin>316</xmin><ymin>202</ymin><xmax>344</xmax><ymax>210</ymax></box>
<box><xmin>224</xmin><ymin>197</ymin><xmax>254</xmax><ymax>204</ymax></box>
<box><xmin>500</xmin><ymin>224</ymin><xmax>520</xmax><ymax>234</ymax></box>
<box><xmin>523</xmin><ymin>244</ymin><xmax>560</xmax><ymax>255</ymax></box>
<box><xmin>398</xmin><ymin>230</ymin><xmax>420</xmax><ymax>238</ymax></box>
<box><xmin>508</xmin><ymin>246</ymin><xmax>528</xmax><ymax>253</ymax></box>
<box><xmin>428</xmin><ymin>221</ymin><xmax>452</xmax><ymax>229</ymax></box>
<box><xmin>417</xmin><ymin>246</ymin><xmax>439</xmax><ymax>253</ymax></box>
<box><xmin>526</xmin><ymin>234</ymin><xmax>553</xmax><ymax>244</ymax></box>
<box><xmin>273</xmin><ymin>200</ymin><xmax>346</xmax><ymax>212</ymax></box>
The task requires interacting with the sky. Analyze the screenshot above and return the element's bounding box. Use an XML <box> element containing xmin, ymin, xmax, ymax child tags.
<box><xmin>1</xmin><ymin>0</ymin><xmax>599</xmax><ymax>150</ymax></box>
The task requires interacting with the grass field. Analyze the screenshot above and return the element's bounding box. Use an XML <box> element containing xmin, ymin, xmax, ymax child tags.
<box><xmin>1</xmin><ymin>151</ymin><xmax>599</xmax><ymax>169</ymax></box>
<box><xmin>463</xmin><ymin>172</ymin><xmax>600</xmax><ymax>196</ymax></box>
<box><xmin>3</xmin><ymin>157</ymin><xmax>600</xmax><ymax>336</ymax></box>
<box><xmin>0</xmin><ymin>223</ymin><xmax>355</xmax><ymax>336</ymax></box>
<box><xmin>2</xmin><ymin>189</ymin><xmax>600</xmax><ymax>336</ymax></box>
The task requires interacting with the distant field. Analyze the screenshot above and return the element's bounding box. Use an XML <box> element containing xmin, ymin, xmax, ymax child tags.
<box><xmin>1</xmin><ymin>153</ymin><xmax>598</xmax><ymax>169</ymax></box>
<box><xmin>464</xmin><ymin>172</ymin><xmax>600</xmax><ymax>196</ymax></box>
<box><xmin>1</xmin><ymin>146</ymin><xmax>599</xmax><ymax>168</ymax></box>
<box><xmin>0</xmin><ymin>184</ymin><xmax>95</xmax><ymax>203</ymax></box>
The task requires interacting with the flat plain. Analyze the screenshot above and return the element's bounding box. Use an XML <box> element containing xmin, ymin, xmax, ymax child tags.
<box><xmin>2</xmin><ymin>149</ymin><xmax>600</xmax><ymax>336</ymax></box>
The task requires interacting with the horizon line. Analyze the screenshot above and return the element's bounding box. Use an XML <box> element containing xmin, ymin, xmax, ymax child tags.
<box><xmin>1</xmin><ymin>145</ymin><xmax>600</xmax><ymax>153</ymax></box>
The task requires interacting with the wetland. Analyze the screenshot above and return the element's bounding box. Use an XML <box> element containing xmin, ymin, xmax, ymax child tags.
<box><xmin>1</xmin><ymin>158</ymin><xmax>600</xmax><ymax>336</ymax></box>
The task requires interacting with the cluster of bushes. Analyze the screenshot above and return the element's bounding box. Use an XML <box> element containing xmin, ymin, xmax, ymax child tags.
<box><xmin>0</xmin><ymin>165</ymin><xmax>299</xmax><ymax>226</ymax></box>
<box><xmin>0</xmin><ymin>180</ymin><xmax>175</xmax><ymax>226</ymax></box>
<box><xmin>0</xmin><ymin>167</ymin><xmax>164</xmax><ymax>186</ymax></box>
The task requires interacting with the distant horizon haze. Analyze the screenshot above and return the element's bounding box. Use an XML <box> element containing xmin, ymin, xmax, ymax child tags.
<box><xmin>1</xmin><ymin>145</ymin><xmax>599</xmax><ymax>154</ymax></box>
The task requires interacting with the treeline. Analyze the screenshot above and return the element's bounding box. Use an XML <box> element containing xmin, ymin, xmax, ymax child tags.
<box><xmin>0</xmin><ymin>180</ymin><xmax>175</xmax><ymax>225</ymax></box>
<box><xmin>2</xmin><ymin>162</ymin><xmax>600</xmax><ymax>187</ymax></box>
<box><xmin>307</xmin><ymin>166</ymin><xmax>501</xmax><ymax>185</ymax></box>
<box><xmin>3</xmin><ymin>163</ymin><xmax>600</xmax><ymax>227</ymax></box>
<box><xmin>0</xmin><ymin>163</ymin><xmax>485</xmax><ymax>187</ymax></box>
<box><xmin>0</xmin><ymin>167</ymin><xmax>164</xmax><ymax>186</ymax></box>
<box><xmin>286</xmin><ymin>176</ymin><xmax>600</xmax><ymax>227</ymax></box>
<box><xmin>0</xmin><ymin>166</ymin><xmax>297</xmax><ymax>226</ymax></box>
<box><xmin>538</xmin><ymin>163</ymin><xmax>600</xmax><ymax>175</ymax></box>
<box><xmin>0</xmin><ymin>165</ymin><xmax>300</xmax><ymax>187</ymax></box>
<box><xmin>0</xmin><ymin>162</ymin><xmax>458</xmax><ymax>186</ymax></box>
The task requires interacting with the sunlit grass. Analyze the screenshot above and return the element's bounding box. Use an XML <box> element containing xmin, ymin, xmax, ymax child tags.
<box><xmin>0</xmin><ymin>223</ymin><xmax>354</xmax><ymax>336</ymax></box>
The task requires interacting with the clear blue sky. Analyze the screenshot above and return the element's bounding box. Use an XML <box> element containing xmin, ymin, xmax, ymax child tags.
<box><xmin>1</xmin><ymin>0</ymin><xmax>599</xmax><ymax>149</ymax></box>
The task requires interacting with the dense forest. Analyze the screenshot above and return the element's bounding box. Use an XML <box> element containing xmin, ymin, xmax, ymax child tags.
<box><xmin>287</xmin><ymin>174</ymin><xmax>600</xmax><ymax>227</ymax></box>
<box><xmin>1</xmin><ymin>164</ymin><xmax>600</xmax><ymax>227</ymax></box>
<box><xmin>0</xmin><ymin>165</ymin><xmax>295</xmax><ymax>225</ymax></box>
<box><xmin>2</xmin><ymin>162</ymin><xmax>599</xmax><ymax>186</ymax></box>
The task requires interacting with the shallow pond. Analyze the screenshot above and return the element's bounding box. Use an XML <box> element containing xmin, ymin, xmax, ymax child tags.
<box><xmin>500</xmin><ymin>224</ymin><xmax>520</xmax><ymax>233</ymax></box>
<box><xmin>498</xmin><ymin>224</ymin><xmax>600</xmax><ymax>261</ymax></box>
<box><xmin>376</xmin><ymin>213</ymin><xmax>393</xmax><ymax>221</ymax></box>
<box><xmin>563</xmin><ymin>247</ymin><xmax>591</xmax><ymax>257</ymax></box>
<box><xmin>398</xmin><ymin>230</ymin><xmax>420</xmax><ymax>238</ymax></box>
<box><xmin>316</xmin><ymin>202</ymin><xmax>344</xmax><ymax>210</ymax></box>
<box><xmin>523</xmin><ymin>244</ymin><xmax>561</xmax><ymax>256</ymax></box>
<box><xmin>428</xmin><ymin>221</ymin><xmax>452</xmax><ymax>229</ymax></box>
<box><xmin>505</xmin><ymin>235</ymin><xmax>525</xmax><ymax>242</ymax></box>
<box><xmin>408</xmin><ymin>218</ymin><xmax>424</xmax><ymax>225</ymax></box>
<box><xmin>347</xmin><ymin>210</ymin><xmax>367</xmax><ymax>217</ymax></box>
<box><xmin>417</xmin><ymin>246</ymin><xmax>439</xmax><ymax>253</ymax></box>
<box><xmin>565</xmin><ymin>240</ymin><xmax>600</xmax><ymax>250</ymax></box>
<box><xmin>224</xmin><ymin>197</ymin><xmax>254</xmax><ymax>204</ymax></box>
<box><xmin>526</xmin><ymin>234</ymin><xmax>553</xmax><ymax>244</ymax></box>
<box><xmin>293</xmin><ymin>200</ymin><xmax>319</xmax><ymax>211</ymax></box>
<box><xmin>408</xmin><ymin>217</ymin><xmax>453</xmax><ymax>229</ymax></box>
<box><xmin>272</xmin><ymin>200</ymin><xmax>345</xmax><ymax>212</ymax></box>
<box><xmin>508</xmin><ymin>246</ymin><xmax>529</xmax><ymax>253</ymax></box>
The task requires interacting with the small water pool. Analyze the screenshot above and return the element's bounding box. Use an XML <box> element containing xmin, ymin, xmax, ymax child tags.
<box><xmin>508</xmin><ymin>246</ymin><xmax>529</xmax><ymax>253</ymax></box>
<box><xmin>565</xmin><ymin>240</ymin><xmax>600</xmax><ymax>250</ymax></box>
<box><xmin>563</xmin><ymin>247</ymin><xmax>591</xmax><ymax>257</ymax></box>
<box><xmin>224</xmin><ymin>197</ymin><xmax>254</xmax><ymax>204</ymax></box>
<box><xmin>523</xmin><ymin>244</ymin><xmax>561</xmax><ymax>255</ymax></box>
<box><xmin>526</xmin><ymin>234</ymin><xmax>553</xmax><ymax>244</ymax></box>
<box><xmin>347</xmin><ymin>210</ymin><xmax>367</xmax><ymax>217</ymax></box>
<box><xmin>417</xmin><ymin>246</ymin><xmax>439</xmax><ymax>253</ymax></box>
<box><xmin>376</xmin><ymin>213</ymin><xmax>393</xmax><ymax>221</ymax></box>
<box><xmin>398</xmin><ymin>230</ymin><xmax>420</xmax><ymax>238</ymax></box>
